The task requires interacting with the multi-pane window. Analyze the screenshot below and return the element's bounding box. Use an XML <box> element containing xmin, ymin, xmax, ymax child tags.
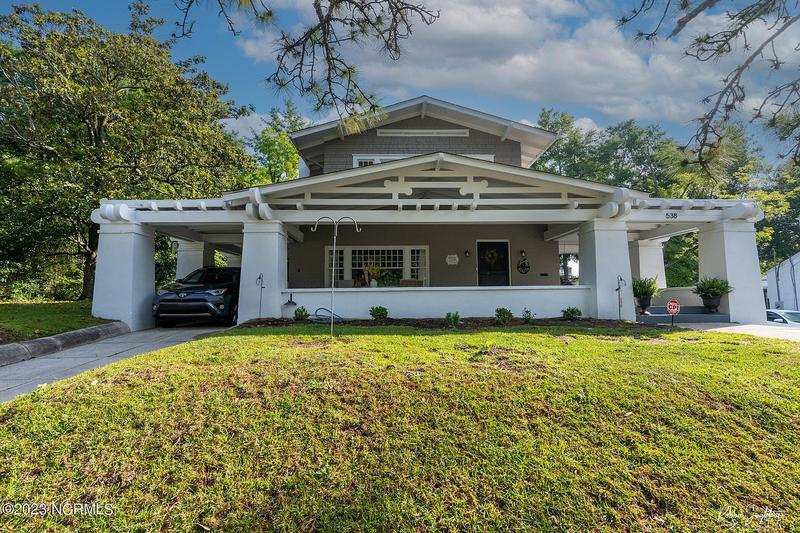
<box><xmin>410</xmin><ymin>248</ymin><xmax>428</xmax><ymax>281</ymax></box>
<box><xmin>326</xmin><ymin>248</ymin><xmax>344</xmax><ymax>281</ymax></box>
<box><xmin>324</xmin><ymin>246</ymin><xmax>429</xmax><ymax>287</ymax></box>
<box><xmin>351</xmin><ymin>248</ymin><xmax>404</xmax><ymax>285</ymax></box>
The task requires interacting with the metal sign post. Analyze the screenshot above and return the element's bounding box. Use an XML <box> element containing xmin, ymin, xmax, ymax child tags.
<box><xmin>667</xmin><ymin>298</ymin><xmax>680</xmax><ymax>328</ymax></box>
<box><xmin>311</xmin><ymin>216</ymin><xmax>362</xmax><ymax>337</ymax></box>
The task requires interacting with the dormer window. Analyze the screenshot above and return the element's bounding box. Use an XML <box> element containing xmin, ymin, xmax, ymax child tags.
<box><xmin>353</xmin><ymin>154</ymin><xmax>495</xmax><ymax>168</ymax></box>
<box><xmin>353</xmin><ymin>154</ymin><xmax>416</xmax><ymax>167</ymax></box>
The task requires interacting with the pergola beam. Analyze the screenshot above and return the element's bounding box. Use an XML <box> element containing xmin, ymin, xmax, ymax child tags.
<box><xmin>544</xmin><ymin>224</ymin><xmax>581</xmax><ymax>241</ymax></box>
<box><xmin>633</xmin><ymin>223</ymin><xmax>699</xmax><ymax>242</ymax></box>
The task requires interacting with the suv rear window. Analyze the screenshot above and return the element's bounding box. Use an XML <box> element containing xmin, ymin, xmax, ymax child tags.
<box><xmin>182</xmin><ymin>269</ymin><xmax>237</xmax><ymax>284</ymax></box>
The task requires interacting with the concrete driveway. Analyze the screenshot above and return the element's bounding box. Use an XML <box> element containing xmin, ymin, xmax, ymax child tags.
<box><xmin>682</xmin><ymin>322</ymin><xmax>800</xmax><ymax>341</ymax></box>
<box><xmin>0</xmin><ymin>326</ymin><xmax>224</xmax><ymax>403</ymax></box>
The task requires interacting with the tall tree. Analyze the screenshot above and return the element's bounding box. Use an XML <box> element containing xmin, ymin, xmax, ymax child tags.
<box><xmin>532</xmin><ymin>109</ymin><xmax>604</xmax><ymax>179</ymax></box>
<box><xmin>0</xmin><ymin>3</ymin><xmax>256</xmax><ymax>299</ymax></box>
<box><xmin>251</xmin><ymin>100</ymin><xmax>310</xmax><ymax>183</ymax></box>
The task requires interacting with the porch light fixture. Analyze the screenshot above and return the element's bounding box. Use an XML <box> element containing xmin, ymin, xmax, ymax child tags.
<box><xmin>311</xmin><ymin>216</ymin><xmax>362</xmax><ymax>337</ymax></box>
<box><xmin>464</xmin><ymin>250</ymin><xmax>470</xmax><ymax>258</ymax></box>
<box><xmin>520</xmin><ymin>250</ymin><xmax>527</xmax><ymax>258</ymax></box>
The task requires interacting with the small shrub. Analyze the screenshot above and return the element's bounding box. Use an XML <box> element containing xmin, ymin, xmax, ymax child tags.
<box><xmin>632</xmin><ymin>277</ymin><xmax>660</xmax><ymax>299</ymax></box>
<box><xmin>562</xmin><ymin>306</ymin><xmax>582</xmax><ymax>320</ymax></box>
<box><xmin>495</xmin><ymin>307</ymin><xmax>513</xmax><ymax>326</ymax></box>
<box><xmin>369</xmin><ymin>306</ymin><xmax>389</xmax><ymax>320</ymax></box>
<box><xmin>445</xmin><ymin>311</ymin><xmax>460</xmax><ymax>328</ymax></box>
<box><xmin>522</xmin><ymin>307</ymin><xmax>534</xmax><ymax>324</ymax></box>
<box><xmin>293</xmin><ymin>306</ymin><xmax>309</xmax><ymax>321</ymax></box>
<box><xmin>693</xmin><ymin>277</ymin><xmax>733</xmax><ymax>299</ymax></box>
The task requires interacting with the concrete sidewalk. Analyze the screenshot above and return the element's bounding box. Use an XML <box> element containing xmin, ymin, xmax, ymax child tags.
<box><xmin>682</xmin><ymin>322</ymin><xmax>800</xmax><ymax>341</ymax></box>
<box><xmin>0</xmin><ymin>326</ymin><xmax>224</xmax><ymax>403</ymax></box>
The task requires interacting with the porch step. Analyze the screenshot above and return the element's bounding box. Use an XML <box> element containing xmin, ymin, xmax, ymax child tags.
<box><xmin>637</xmin><ymin>313</ymin><xmax>730</xmax><ymax>324</ymax></box>
<box><xmin>646</xmin><ymin>305</ymin><xmax>707</xmax><ymax>314</ymax></box>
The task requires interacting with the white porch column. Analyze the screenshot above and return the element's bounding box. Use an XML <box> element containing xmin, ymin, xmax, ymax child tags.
<box><xmin>698</xmin><ymin>221</ymin><xmax>765</xmax><ymax>323</ymax></box>
<box><xmin>629</xmin><ymin>240</ymin><xmax>667</xmax><ymax>288</ymax></box>
<box><xmin>92</xmin><ymin>222</ymin><xmax>155</xmax><ymax>331</ymax></box>
<box><xmin>578</xmin><ymin>220</ymin><xmax>636</xmax><ymax>320</ymax></box>
<box><xmin>173</xmin><ymin>239</ymin><xmax>216</xmax><ymax>279</ymax></box>
<box><xmin>238</xmin><ymin>221</ymin><xmax>287</xmax><ymax>323</ymax></box>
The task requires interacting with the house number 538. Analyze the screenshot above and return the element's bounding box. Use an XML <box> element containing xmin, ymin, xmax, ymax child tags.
<box><xmin>665</xmin><ymin>212</ymin><xmax>678</xmax><ymax>219</ymax></box>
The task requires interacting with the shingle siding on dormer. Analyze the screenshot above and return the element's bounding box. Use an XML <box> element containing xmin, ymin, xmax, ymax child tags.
<box><xmin>320</xmin><ymin>116</ymin><xmax>522</xmax><ymax>173</ymax></box>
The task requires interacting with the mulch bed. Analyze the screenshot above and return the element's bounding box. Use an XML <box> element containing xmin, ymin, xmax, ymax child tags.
<box><xmin>239</xmin><ymin>317</ymin><xmax>660</xmax><ymax>331</ymax></box>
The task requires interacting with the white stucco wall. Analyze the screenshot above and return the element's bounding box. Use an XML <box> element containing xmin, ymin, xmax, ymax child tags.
<box><xmin>281</xmin><ymin>285</ymin><xmax>591</xmax><ymax>319</ymax></box>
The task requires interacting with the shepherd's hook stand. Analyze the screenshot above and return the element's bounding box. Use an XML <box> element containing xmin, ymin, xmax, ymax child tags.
<box><xmin>311</xmin><ymin>216</ymin><xmax>362</xmax><ymax>337</ymax></box>
<box><xmin>616</xmin><ymin>275</ymin><xmax>627</xmax><ymax>321</ymax></box>
<box><xmin>256</xmin><ymin>273</ymin><xmax>265</xmax><ymax>319</ymax></box>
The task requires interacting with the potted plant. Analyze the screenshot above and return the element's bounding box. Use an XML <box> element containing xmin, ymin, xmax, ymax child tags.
<box><xmin>692</xmin><ymin>277</ymin><xmax>733</xmax><ymax>313</ymax></box>
<box><xmin>632</xmin><ymin>277</ymin><xmax>660</xmax><ymax>315</ymax></box>
<box><xmin>365</xmin><ymin>264</ymin><xmax>382</xmax><ymax>287</ymax></box>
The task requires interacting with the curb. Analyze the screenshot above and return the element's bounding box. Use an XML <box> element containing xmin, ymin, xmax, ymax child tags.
<box><xmin>0</xmin><ymin>322</ymin><xmax>130</xmax><ymax>367</ymax></box>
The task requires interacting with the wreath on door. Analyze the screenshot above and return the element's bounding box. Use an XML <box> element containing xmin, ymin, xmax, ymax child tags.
<box><xmin>481</xmin><ymin>248</ymin><xmax>499</xmax><ymax>266</ymax></box>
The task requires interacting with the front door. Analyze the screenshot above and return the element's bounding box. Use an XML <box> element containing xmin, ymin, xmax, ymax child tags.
<box><xmin>477</xmin><ymin>241</ymin><xmax>510</xmax><ymax>286</ymax></box>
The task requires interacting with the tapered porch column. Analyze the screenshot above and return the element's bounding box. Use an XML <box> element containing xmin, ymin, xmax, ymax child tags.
<box><xmin>578</xmin><ymin>220</ymin><xmax>636</xmax><ymax>320</ymax></box>
<box><xmin>92</xmin><ymin>222</ymin><xmax>155</xmax><ymax>331</ymax></box>
<box><xmin>238</xmin><ymin>221</ymin><xmax>287</xmax><ymax>323</ymax></box>
<box><xmin>698</xmin><ymin>221</ymin><xmax>765</xmax><ymax>323</ymax></box>
<box><xmin>629</xmin><ymin>240</ymin><xmax>667</xmax><ymax>288</ymax></box>
<box><xmin>173</xmin><ymin>239</ymin><xmax>216</xmax><ymax>279</ymax></box>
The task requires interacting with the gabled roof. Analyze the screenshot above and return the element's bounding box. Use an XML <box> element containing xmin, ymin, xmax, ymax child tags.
<box><xmin>289</xmin><ymin>95</ymin><xmax>558</xmax><ymax>168</ymax></box>
<box><xmin>222</xmin><ymin>152</ymin><xmax>650</xmax><ymax>206</ymax></box>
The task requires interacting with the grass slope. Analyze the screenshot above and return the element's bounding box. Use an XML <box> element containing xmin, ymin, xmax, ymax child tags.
<box><xmin>1</xmin><ymin>324</ymin><xmax>799</xmax><ymax>530</ymax></box>
<box><xmin>0</xmin><ymin>300</ymin><xmax>107</xmax><ymax>344</ymax></box>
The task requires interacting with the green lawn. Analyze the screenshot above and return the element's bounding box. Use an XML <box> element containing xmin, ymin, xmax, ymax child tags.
<box><xmin>0</xmin><ymin>300</ymin><xmax>107</xmax><ymax>343</ymax></box>
<box><xmin>1</xmin><ymin>324</ymin><xmax>799</xmax><ymax>530</ymax></box>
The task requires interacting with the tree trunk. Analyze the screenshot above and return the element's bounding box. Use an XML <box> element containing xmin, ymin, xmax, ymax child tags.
<box><xmin>78</xmin><ymin>222</ymin><xmax>99</xmax><ymax>300</ymax></box>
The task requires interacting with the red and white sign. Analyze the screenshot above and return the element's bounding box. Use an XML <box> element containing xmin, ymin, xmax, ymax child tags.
<box><xmin>667</xmin><ymin>299</ymin><xmax>681</xmax><ymax>315</ymax></box>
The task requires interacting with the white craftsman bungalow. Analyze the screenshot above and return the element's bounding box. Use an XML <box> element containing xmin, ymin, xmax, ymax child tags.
<box><xmin>91</xmin><ymin>96</ymin><xmax>766</xmax><ymax>329</ymax></box>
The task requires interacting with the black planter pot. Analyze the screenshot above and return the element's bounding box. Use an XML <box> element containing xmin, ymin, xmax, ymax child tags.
<box><xmin>701</xmin><ymin>296</ymin><xmax>721</xmax><ymax>313</ymax></box>
<box><xmin>636</xmin><ymin>296</ymin><xmax>652</xmax><ymax>315</ymax></box>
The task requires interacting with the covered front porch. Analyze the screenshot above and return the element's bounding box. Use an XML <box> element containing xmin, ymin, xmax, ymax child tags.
<box><xmin>90</xmin><ymin>153</ymin><xmax>767</xmax><ymax>329</ymax></box>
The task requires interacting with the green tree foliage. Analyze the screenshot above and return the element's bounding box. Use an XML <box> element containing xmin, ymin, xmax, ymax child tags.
<box><xmin>533</xmin><ymin>108</ymin><xmax>785</xmax><ymax>285</ymax></box>
<box><xmin>251</xmin><ymin>100</ymin><xmax>309</xmax><ymax>183</ymax></box>
<box><xmin>0</xmin><ymin>4</ymin><xmax>257</xmax><ymax>299</ymax></box>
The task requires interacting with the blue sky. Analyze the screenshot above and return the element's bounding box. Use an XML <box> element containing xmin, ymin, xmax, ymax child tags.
<box><xmin>25</xmin><ymin>1</ymin><xmax>788</xmax><ymax>161</ymax></box>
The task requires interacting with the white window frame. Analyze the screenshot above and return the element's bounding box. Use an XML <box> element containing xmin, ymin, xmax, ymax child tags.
<box><xmin>377</xmin><ymin>129</ymin><xmax>469</xmax><ymax>137</ymax></box>
<box><xmin>352</xmin><ymin>153</ymin><xmax>494</xmax><ymax>168</ymax></box>
<box><xmin>324</xmin><ymin>245</ymin><xmax>430</xmax><ymax>287</ymax></box>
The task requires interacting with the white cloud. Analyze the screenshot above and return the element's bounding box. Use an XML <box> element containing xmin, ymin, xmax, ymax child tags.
<box><xmin>232</xmin><ymin>0</ymin><xmax>800</xmax><ymax>126</ymax></box>
<box><xmin>574</xmin><ymin>117</ymin><xmax>600</xmax><ymax>132</ymax></box>
<box><xmin>221</xmin><ymin>112</ymin><xmax>267</xmax><ymax>139</ymax></box>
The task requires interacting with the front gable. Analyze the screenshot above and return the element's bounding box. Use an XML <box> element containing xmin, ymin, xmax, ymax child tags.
<box><xmin>319</xmin><ymin>116</ymin><xmax>523</xmax><ymax>174</ymax></box>
<box><xmin>224</xmin><ymin>153</ymin><xmax>632</xmax><ymax>216</ymax></box>
<box><xmin>290</xmin><ymin>96</ymin><xmax>558</xmax><ymax>175</ymax></box>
